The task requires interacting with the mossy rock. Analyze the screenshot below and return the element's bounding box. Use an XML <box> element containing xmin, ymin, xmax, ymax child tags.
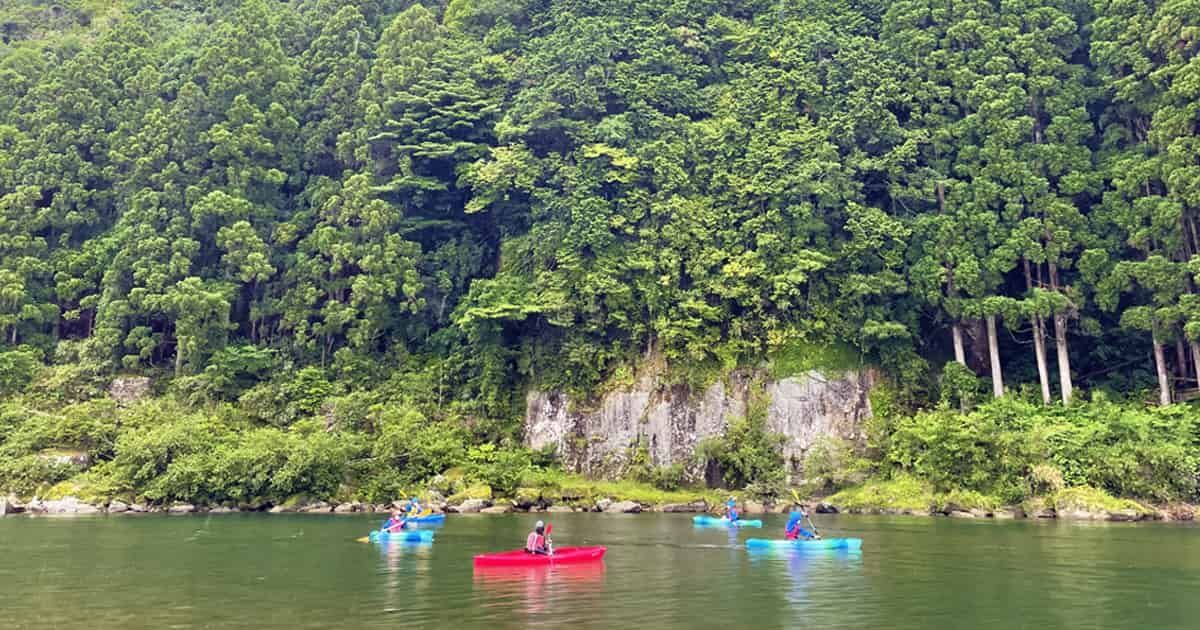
<box><xmin>934</xmin><ymin>489</ymin><xmax>1002</xmax><ymax>513</ymax></box>
<box><xmin>448</xmin><ymin>484</ymin><xmax>492</xmax><ymax>503</ymax></box>
<box><xmin>1049</xmin><ymin>486</ymin><xmax>1155</xmax><ymax>520</ymax></box>
<box><xmin>512</xmin><ymin>487</ymin><xmax>543</xmax><ymax>507</ymax></box>
<box><xmin>826</xmin><ymin>476</ymin><xmax>934</xmax><ymax>514</ymax></box>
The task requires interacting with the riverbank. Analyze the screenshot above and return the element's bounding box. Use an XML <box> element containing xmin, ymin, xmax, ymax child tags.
<box><xmin>5</xmin><ymin>481</ymin><xmax>1191</xmax><ymax>522</ymax></box>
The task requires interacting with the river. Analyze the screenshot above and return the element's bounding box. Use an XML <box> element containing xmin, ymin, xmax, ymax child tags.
<box><xmin>1</xmin><ymin>512</ymin><xmax>1196</xmax><ymax>629</ymax></box>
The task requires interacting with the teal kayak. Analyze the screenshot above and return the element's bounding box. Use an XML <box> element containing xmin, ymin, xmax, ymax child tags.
<box><xmin>692</xmin><ymin>515</ymin><xmax>763</xmax><ymax>528</ymax></box>
<box><xmin>745</xmin><ymin>537</ymin><xmax>862</xmax><ymax>551</ymax></box>
<box><xmin>367</xmin><ymin>529</ymin><xmax>435</xmax><ymax>543</ymax></box>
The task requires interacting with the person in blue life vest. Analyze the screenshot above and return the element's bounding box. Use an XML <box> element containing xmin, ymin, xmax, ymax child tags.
<box><xmin>725</xmin><ymin>497</ymin><xmax>739</xmax><ymax>522</ymax></box>
<box><xmin>785</xmin><ymin>510</ymin><xmax>819</xmax><ymax>540</ymax></box>
<box><xmin>525</xmin><ymin>520</ymin><xmax>552</xmax><ymax>555</ymax></box>
<box><xmin>405</xmin><ymin>497</ymin><xmax>422</xmax><ymax>517</ymax></box>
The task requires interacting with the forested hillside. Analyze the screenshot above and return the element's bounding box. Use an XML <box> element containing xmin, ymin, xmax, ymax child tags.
<box><xmin>3</xmin><ymin>0</ymin><xmax>1200</xmax><ymax>510</ymax></box>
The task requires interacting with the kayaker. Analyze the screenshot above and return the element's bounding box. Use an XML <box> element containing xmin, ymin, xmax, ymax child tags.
<box><xmin>405</xmin><ymin>497</ymin><xmax>421</xmax><ymax>516</ymax></box>
<box><xmin>725</xmin><ymin>497</ymin><xmax>740</xmax><ymax>522</ymax></box>
<box><xmin>525</xmin><ymin>520</ymin><xmax>552</xmax><ymax>555</ymax></box>
<box><xmin>785</xmin><ymin>510</ymin><xmax>819</xmax><ymax>540</ymax></box>
<box><xmin>382</xmin><ymin>509</ymin><xmax>408</xmax><ymax>533</ymax></box>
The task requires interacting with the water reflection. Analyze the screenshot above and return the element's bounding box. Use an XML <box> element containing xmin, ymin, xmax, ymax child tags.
<box><xmin>375</xmin><ymin>540</ymin><xmax>433</xmax><ymax>614</ymax></box>
<box><xmin>473</xmin><ymin>563</ymin><xmax>606</xmax><ymax>617</ymax></box>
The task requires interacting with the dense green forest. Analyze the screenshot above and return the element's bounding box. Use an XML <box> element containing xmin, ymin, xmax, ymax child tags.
<box><xmin>2</xmin><ymin>0</ymin><xmax>1200</xmax><ymax>510</ymax></box>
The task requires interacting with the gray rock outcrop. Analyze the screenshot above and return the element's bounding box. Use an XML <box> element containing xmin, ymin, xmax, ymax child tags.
<box><xmin>109</xmin><ymin>376</ymin><xmax>152</xmax><ymax>406</ymax></box>
<box><xmin>525</xmin><ymin>367</ymin><xmax>876</xmax><ymax>480</ymax></box>
<box><xmin>661</xmin><ymin>501</ymin><xmax>707</xmax><ymax>513</ymax></box>
<box><xmin>604</xmin><ymin>500</ymin><xmax>641</xmax><ymax>514</ymax></box>
<box><xmin>449</xmin><ymin>499</ymin><xmax>490</xmax><ymax>513</ymax></box>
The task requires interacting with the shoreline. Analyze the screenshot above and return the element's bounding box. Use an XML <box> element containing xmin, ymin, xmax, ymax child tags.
<box><xmin>3</xmin><ymin>494</ymin><xmax>1192</xmax><ymax>522</ymax></box>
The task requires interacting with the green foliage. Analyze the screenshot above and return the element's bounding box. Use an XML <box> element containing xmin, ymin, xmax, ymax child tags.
<box><xmin>625</xmin><ymin>440</ymin><xmax>686</xmax><ymax>491</ymax></box>
<box><xmin>696</xmin><ymin>394</ymin><xmax>786</xmax><ymax>495</ymax></box>
<box><xmin>1048</xmin><ymin>487</ymin><xmax>1154</xmax><ymax>518</ymax></box>
<box><xmin>825</xmin><ymin>475</ymin><xmax>935</xmax><ymax>514</ymax></box>
<box><xmin>938</xmin><ymin>362</ymin><xmax>985</xmax><ymax>412</ymax></box>
<box><xmin>0</xmin><ymin>346</ymin><xmax>39</xmax><ymax>395</ymax></box>
<box><xmin>0</xmin><ymin>454</ymin><xmax>76</xmax><ymax>496</ymax></box>
<box><xmin>283</xmin><ymin>367</ymin><xmax>335</xmax><ymax>417</ymax></box>
<box><xmin>201</xmin><ymin>345</ymin><xmax>276</xmax><ymax>400</ymax></box>
<box><xmin>887</xmin><ymin>398</ymin><xmax>1200</xmax><ymax>503</ymax></box>
<box><xmin>464</xmin><ymin>442</ymin><xmax>531</xmax><ymax>497</ymax></box>
<box><xmin>369</xmin><ymin>407</ymin><xmax>466</xmax><ymax>485</ymax></box>
<box><xmin>802</xmin><ymin>437</ymin><xmax>871</xmax><ymax>495</ymax></box>
<box><xmin>768</xmin><ymin>338</ymin><xmax>861</xmax><ymax>380</ymax></box>
<box><xmin>5</xmin><ymin>0</ymin><xmax>1200</xmax><ymax>507</ymax></box>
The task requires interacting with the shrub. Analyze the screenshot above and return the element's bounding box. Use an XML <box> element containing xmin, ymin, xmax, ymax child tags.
<box><xmin>0</xmin><ymin>346</ymin><xmax>41</xmax><ymax>395</ymax></box>
<box><xmin>284</xmin><ymin>367</ymin><xmax>336</xmax><ymax>416</ymax></box>
<box><xmin>826</xmin><ymin>475</ymin><xmax>934</xmax><ymax>513</ymax></box>
<box><xmin>0</xmin><ymin>454</ymin><xmax>76</xmax><ymax>496</ymax></box>
<box><xmin>370</xmin><ymin>408</ymin><xmax>466</xmax><ymax>484</ymax></box>
<box><xmin>201</xmin><ymin>345</ymin><xmax>276</xmax><ymax>400</ymax></box>
<box><xmin>695</xmin><ymin>394</ymin><xmax>786</xmax><ymax>490</ymax></box>
<box><xmin>885</xmin><ymin>397</ymin><xmax>1200</xmax><ymax>503</ymax></box>
<box><xmin>803</xmin><ymin>436</ymin><xmax>871</xmax><ymax>494</ymax></box>
<box><xmin>465</xmin><ymin>442</ymin><xmax>532</xmax><ymax>497</ymax></box>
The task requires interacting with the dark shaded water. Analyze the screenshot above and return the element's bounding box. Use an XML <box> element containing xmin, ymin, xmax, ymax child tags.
<box><xmin>2</xmin><ymin>512</ymin><xmax>1197</xmax><ymax>629</ymax></box>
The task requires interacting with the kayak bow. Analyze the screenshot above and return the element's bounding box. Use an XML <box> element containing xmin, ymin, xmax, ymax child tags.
<box><xmin>473</xmin><ymin>546</ymin><xmax>607</xmax><ymax>567</ymax></box>
<box><xmin>692</xmin><ymin>515</ymin><xmax>763</xmax><ymax>528</ymax></box>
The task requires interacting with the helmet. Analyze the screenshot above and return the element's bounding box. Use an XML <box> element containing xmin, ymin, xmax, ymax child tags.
<box><xmin>411</xmin><ymin>497</ymin><xmax>419</xmax><ymax>502</ymax></box>
<box><xmin>535</xmin><ymin>520</ymin><xmax>545</xmax><ymax>528</ymax></box>
<box><xmin>790</xmin><ymin>511</ymin><xmax>801</xmax><ymax>520</ymax></box>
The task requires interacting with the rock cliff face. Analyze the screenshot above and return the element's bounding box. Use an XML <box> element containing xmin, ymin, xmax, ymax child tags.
<box><xmin>524</xmin><ymin>368</ymin><xmax>877</xmax><ymax>479</ymax></box>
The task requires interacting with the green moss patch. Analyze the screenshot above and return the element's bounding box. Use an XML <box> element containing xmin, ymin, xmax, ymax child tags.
<box><xmin>826</xmin><ymin>475</ymin><xmax>934</xmax><ymax>514</ymax></box>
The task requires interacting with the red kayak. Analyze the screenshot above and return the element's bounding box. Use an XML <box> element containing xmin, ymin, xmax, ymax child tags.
<box><xmin>473</xmin><ymin>546</ymin><xmax>607</xmax><ymax>567</ymax></box>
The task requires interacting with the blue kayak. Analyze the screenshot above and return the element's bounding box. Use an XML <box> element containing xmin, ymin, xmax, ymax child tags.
<box><xmin>403</xmin><ymin>513</ymin><xmax>446</xmax><ymax>525</ymax></box>
<box><xmin>692</xmin><ymin>515</ymin><xmax>763</xmax><ymax>528</ymax></box>
<box><xmin>368</xmin><ymin>529</ymin><xmax>435</xmax><ymax>543</ymax></box>
<box><xmin>745</xmin><ymin>537</ymin><xmax>862</xmax><ymax>551</ymax></box>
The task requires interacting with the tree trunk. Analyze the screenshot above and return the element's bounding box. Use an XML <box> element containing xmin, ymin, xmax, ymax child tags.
<box><xmin>987</xmin><ymin>315</ymin><xmax>1003</xmax><ymax>398</ymax></box>
<box><xmin>1175</xmin><ymin>337</ymin><xmax>1189</xmax><ymax>382</ymax></box>
<box><xmin>1154</xmin><ymin>332</ymin><xmax>1171</xmax><ymax>406</ymax></box>
<box><xmin>1048</xmin><ymin>262</ymin><xmax>1073</xmax><ymax>404</ymax></box>
<box><xmin>952</xmin><ymin>322</ymin><xmax>966</xmax><ymax>365</ymax></box>
<box><xmin>175</xmin><ymin>339</ymin><xmax>184</xmax><ymax>377</ymax></box>
<box><xmin>1025</xmin><ymin>259</ymin><xmax>1052</xmax><ymax>405</ymax></box>
<box><xmin>1191</xmin><ymin>341</ymin><xmax>1200</xmax><ymax>393</ymax></box>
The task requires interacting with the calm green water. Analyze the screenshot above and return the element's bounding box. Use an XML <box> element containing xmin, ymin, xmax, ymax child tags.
<box><xmin>1</xmin><ymin>512</ymin><xmax>1197</xmax><ymax>629</ymax></box>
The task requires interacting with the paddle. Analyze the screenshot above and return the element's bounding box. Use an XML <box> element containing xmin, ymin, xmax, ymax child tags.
<box><xmin>544</xmin><ymin>522</ymin><xmax>553</xmax><ymax>555</ymax></box>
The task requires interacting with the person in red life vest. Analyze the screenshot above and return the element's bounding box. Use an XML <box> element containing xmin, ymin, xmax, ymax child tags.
<box><xmin>525</xmin><ymin>520</ymin><xmax>552</xmax><ymax>555</ymax></box>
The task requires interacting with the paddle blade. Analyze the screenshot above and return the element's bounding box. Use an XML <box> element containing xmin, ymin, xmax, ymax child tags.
<box><xmin>356</xmin><ymin>536</ymin><xmax>370</xmax><ymax>543</ymax></box>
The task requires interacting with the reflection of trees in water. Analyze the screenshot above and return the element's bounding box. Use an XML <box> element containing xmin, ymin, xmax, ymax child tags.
<box><xmin>474</xmin><ymin>563</ymin><xmax>606</xmax><ymax>618</ymax></box>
